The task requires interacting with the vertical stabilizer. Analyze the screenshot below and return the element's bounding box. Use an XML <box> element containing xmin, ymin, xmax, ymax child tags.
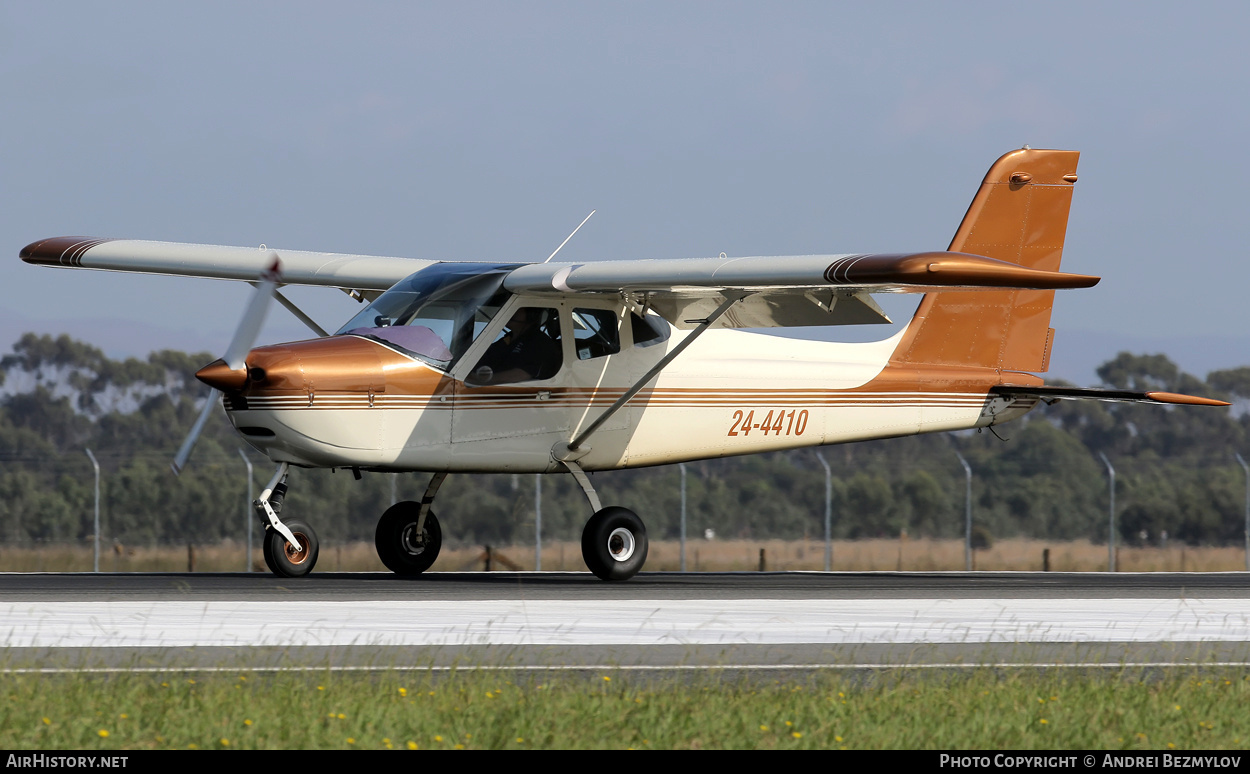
<box><xmin>891</xmin><ymin>148</ymin><xmax>1080</xmax><ymax>373</ymax></box>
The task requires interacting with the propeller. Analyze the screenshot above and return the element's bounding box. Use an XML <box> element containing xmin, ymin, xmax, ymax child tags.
<box><xmin>171</xmin><ymin>255</ymin><xmax>282</xmax><ymax>476</ymax></box>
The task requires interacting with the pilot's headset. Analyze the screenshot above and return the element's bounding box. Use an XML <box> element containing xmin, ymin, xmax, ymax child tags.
<box><xmin>539</xmin><ymin>308</ymin><xmax>560</xmax><ymax>339</ymax></box>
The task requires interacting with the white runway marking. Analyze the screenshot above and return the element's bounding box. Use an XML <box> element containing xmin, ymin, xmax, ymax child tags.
<box><xmin>3</xmin><ymin>598</ymin><xmax>1249</xmax><ymax>648</ymax></box>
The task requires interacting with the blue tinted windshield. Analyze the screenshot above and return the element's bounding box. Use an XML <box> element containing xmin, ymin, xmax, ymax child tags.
<box><xmin>336</xmin><ymin>263</ymin><xmax>520</xmax><ymax>369</ymax></box>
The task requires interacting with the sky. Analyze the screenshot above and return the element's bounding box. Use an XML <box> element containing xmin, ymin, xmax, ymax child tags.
<box><xmin>2</xmin><ymin>1</ymin><xmax>1247</xmax><ymax>383</ymax></box>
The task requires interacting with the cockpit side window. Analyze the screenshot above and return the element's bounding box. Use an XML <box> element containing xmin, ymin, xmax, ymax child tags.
<box><xmin>573</xmin><ymin>308</ymin><xmax>621</xmax><ymax>360</ymax></box>
<box><xmin>467</xmin><ymin>307</ymin><xmax>564</xmax><ymax>385</ymax></box>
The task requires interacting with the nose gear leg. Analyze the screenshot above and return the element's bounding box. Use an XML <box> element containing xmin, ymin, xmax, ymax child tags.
<box><xmin>253</xmin><ymin>462</ymin><xmax>301</xmax><ymax>551</ymax></box>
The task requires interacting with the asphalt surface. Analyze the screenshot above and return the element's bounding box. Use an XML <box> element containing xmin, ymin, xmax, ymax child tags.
<box><xmin>2</xmin><ymin>569</ymin><xmax>1248</xmax><ymax>601</ymax></box>
<box><xmin>2</xmin><ymin>572</ymin><xmax>1247</xmax><ymax>672</ymax></box>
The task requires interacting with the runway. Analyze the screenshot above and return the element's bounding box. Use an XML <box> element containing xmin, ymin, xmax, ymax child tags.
<box><xmin>2</xmin><ymin>571</ymin><xmax>1248</xmax><ymax>672</ymax></box>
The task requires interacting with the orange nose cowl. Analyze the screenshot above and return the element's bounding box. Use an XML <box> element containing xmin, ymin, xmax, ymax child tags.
<box><xmin>196</xmin><ymin>359</ymin><xmax>249</xmax><ymax>392</ymax></box>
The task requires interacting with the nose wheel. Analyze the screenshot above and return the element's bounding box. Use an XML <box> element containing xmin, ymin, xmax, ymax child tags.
<box><xmin>263</xmin><ymin>518</ymin><xmax>319</xmax><ymax>577</ymax></box>
<box><xmin>581</xmin><ymin>507</ymin><xmax>648</xmax><ymax>581</ymax></box>
<box><xmin>375</xmin><ymin>501</ymin><xmax>443</xmax><ymax>576</ymax></box>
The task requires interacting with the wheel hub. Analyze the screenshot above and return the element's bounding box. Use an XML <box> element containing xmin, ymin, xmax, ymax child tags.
<box><xmin>284</xmin><ymin>532</ymin><xmax>310</xmax><ymax>565</ymax></box>
<box><xmin>400</xmin><ymin>523</ymin><xmax>427</xmax><ymax>556</ymax></box>
<box><xmin>606</xmin><ymin>527</ymin><xmax>635</xmax><ymax>563</ymax></box>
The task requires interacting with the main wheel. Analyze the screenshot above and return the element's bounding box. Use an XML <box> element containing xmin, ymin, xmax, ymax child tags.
<box><xmin>581</xmin><ymin>506</ymin><xmax>648</xmax><ymax>581</ymax></box>
<box><xmin>375</xmin><ymin>501</ymin><xmax>442</xmax><ymax>576</ymax></box>
<box><xmin>263</xmin><ymin>519</ymin><xmax>319</xmax><ymax>577</ymax></box>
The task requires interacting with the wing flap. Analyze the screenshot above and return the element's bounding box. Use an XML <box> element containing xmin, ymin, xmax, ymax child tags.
<box><xmin>21</xmin><ymin>237</ymin><xmax>435</xmax><ymax>291</ymax></box>
<box><xmin>651</xmin><ymin>289</ymin><xmax>892</xmax><ymax>329</ymax></box>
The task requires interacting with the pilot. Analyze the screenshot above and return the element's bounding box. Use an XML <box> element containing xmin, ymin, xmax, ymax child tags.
<box><xmin>470</xmin><ymin>307</ymin><xmax>562</xmax><ymax>385</ymax></box>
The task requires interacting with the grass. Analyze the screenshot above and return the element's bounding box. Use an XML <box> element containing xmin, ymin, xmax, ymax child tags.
<box><xmin>1</xmin><ymin>538</ymin><xmax>1246</xmax><ymax>573</ymax></box>
<box><xmin>2</xmin><ymin>668</ymin><xmax>1249</xmax><ymax>749</ymax></box>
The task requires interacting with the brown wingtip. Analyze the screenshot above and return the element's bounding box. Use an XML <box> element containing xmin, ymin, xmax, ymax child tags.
<box><xmin>1144</xmin><ymin>391</ymin><xmax>1231</xmax><ymax>407</ymax></box>
<box><xmin>20</xmin><ymin>237</ymin><xmax>115</xmax><ymax>267</ymax></box>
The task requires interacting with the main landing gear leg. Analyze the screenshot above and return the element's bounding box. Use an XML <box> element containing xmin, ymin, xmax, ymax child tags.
<box><xmin>563</xmin><ymin>460</ymin><xmax>648</xmax><ymax>582</ymax></box>
<box><xmin>255</xmin><ymin>462</ymin><xmax>319</xmax><ymax>577</ymax></box>
<box><xmin>375</xmin><ymin>472</ymin><xmax>445</xmax><ymax>576</ymax></box>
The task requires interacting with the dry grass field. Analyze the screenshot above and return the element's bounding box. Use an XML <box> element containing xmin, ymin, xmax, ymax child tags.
<box><xmin>1</xmin><ymin>537</ymin><xmax>1246</xmax><ymax>573</ymax></box>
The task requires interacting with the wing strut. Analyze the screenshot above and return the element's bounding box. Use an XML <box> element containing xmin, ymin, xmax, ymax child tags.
<box><xmin>554</xmin><ymin>292</ymin><xmax>746</xmax><ymax>459</ymax></box>
<box><xmin>249</xmin><ymin>283</ymin><xmax>330</xmax><ymax>338</ymax></box>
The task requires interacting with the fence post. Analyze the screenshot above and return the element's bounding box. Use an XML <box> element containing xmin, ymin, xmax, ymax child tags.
<box><xmin>815</xmin><ymin>452</ymin><xmax>832</xmax><ymax>571</ymax></box>
<box><xmin>238</xmin><ymin>449</ymin><xmax>253</xmax><ymax>572</ymax></box>
<box><xmin>534</xmin><ymin>475</ymin><xmax>542</xmax><ymax>571</ymax></box>
<box><xmin>1236</xmin><ymin>453</ymin><xmax>1249</xmax><ymax>572</ymax></box>
<box><xmin>1099</xmin><ymin>452</ymin><xmax>1116</xmax><ymax>572</ymax></box>
<box><xmin>84</xmin><ymin>449</ymin><xmax>100</xmax><ymax>573</ymax></box>
<box><xmin>955</xmin><ymin>451</ymin><xmax>972</xmax><ymax>571</ymax></box>
<box><xmin>679</xmin><ymin>463</ymin><xmax>687</xmax><ymax>572</ymax></box>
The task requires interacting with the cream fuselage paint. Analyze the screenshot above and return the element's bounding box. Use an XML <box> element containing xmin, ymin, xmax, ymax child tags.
<box><xmin>223</xmin><ymin>297</ymin><xmax>1034</xmax><ymax>473</ymax></box>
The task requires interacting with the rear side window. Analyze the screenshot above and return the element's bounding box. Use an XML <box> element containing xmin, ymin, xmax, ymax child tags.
<box><xmin>630</xmin><ymin>312</ymin><xmax>668</xmax><ymax>346</ymax></box>
<box><xmin>573</xmin><ymin>308</ymin><xmax>621</xmax><ymax>360</ymax></box>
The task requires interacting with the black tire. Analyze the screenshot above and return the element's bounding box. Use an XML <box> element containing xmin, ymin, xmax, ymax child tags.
<box><xmin>263</xmin><ymin>519</ymin><xmax>319</xmax><ymax>578</ymax></box>
<box><xmin>375</xmin><ymin>501</ymin><xmax>442</xmax><ymax>576</ymax></box>
<box><xmin>581</xmin><ymin>506</ymin><xmax>648</xmax><ymax>581</ymax></box>
<box><xmin>262</xmin><ymin>531</ymin><xmax>276</xmax><ymax>574</ymax></box>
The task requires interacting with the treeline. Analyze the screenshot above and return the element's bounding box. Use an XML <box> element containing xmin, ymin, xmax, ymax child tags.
<box><xmin>0</xmin><ymin>333</ymin><xmax>1248</xmax><ymax>550</ymax></box>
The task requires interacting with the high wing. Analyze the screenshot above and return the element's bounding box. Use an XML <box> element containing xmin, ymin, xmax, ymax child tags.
<box><xmin>22</xmin><ymin>237</ymin><xmax>1099</xmax><ymax>331</ymax></box>
<box><xmin>506</xmin><ymin>250</ymin><xmax>1099</xmax><ymax>329</ymax></box>
<box><xmin>20</xmin><ymin>237</ymin><xmax>435</xmax><ymax>299</ymax></box>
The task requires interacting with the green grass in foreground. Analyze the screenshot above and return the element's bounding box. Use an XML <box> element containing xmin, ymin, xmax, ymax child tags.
<box><xmin>2</xmin><ymin>669</ymin><xmax>1249</xmax><ymax>750</ymax></box>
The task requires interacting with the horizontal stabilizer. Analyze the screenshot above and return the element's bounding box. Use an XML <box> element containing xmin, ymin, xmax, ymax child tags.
<box><xmin>992</xmin><ymin>385</ymin><xmax>1229</xmax><ymax>407</ymax></box>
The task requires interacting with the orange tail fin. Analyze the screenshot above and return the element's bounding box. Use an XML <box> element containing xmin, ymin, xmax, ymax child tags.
<box><xmin>891</xmin><ymin>148</ymin><xmax>1080</xmax><ymax>373</ymax></box>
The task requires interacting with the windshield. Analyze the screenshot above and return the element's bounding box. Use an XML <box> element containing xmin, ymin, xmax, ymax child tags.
<box><xmin>337</xmin><ymin>262</ymin><xmax>519</xmax><ymax>369</ymax></box>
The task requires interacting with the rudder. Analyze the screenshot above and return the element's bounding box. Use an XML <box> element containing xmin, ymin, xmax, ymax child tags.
<box><xmin>891</xmin><ymin>148</ymin><xmax>1080</xmax><ymax>373</ymax></box>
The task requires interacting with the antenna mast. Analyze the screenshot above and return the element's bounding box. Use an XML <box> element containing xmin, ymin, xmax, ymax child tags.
<box><xmin>543</xmin><ymin>210</ymin><xmax>596</xmax><ymax>263</ymax></box>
